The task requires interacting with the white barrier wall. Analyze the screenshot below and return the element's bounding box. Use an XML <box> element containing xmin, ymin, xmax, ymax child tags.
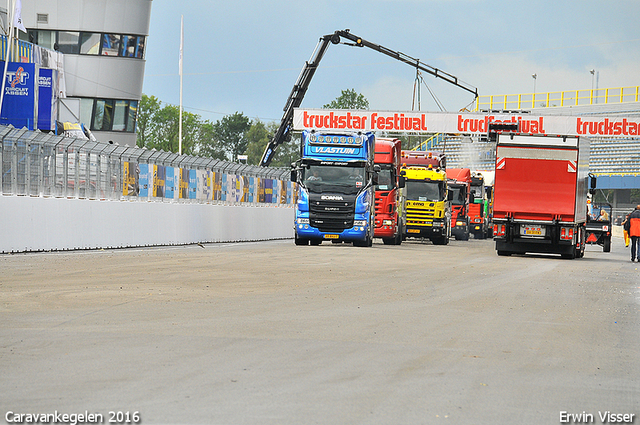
<box><xmin>0</xmin><ymin>196</ymin><xmax>295</xmax><ymax>253</ymax></box>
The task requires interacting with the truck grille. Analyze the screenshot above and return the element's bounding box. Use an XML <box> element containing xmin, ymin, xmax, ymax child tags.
<box><xmin>406</xmin><ymin>206</ymin><xmax>435</xmax><ymax>225</ymax></box>
<box><xmin>374</xmin><ymin>192</ymin><xmax>389</xmax><ymax>215</ymax></box>
<box><xmin>309</xmin><ymin>199</ymin><xmax>355</xmax><ymax>232</ymax></box>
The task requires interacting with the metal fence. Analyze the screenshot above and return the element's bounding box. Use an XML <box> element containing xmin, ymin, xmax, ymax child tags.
<box><xmin>0</xmin><ymin>125</ymin><xmax>295</xmax><ymax>205</ymax></box>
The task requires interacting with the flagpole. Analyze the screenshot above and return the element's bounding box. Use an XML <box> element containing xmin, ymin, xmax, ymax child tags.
<box><xmin>178</xmin><ymin>15</ymin><xmax>183</xmax><ymax>155</ymax></box>
<box><xmin>0</xmin><ymin>0</ymin><xmax>16</xmax><ymax>118</ymax></box>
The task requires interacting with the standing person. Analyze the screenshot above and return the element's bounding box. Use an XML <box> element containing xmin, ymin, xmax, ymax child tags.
<box><xmin>622</xmin><ymin>213</ymin><xmax>630</xmax><ymax>248</ymax></box>
<box><xmin>628</xmin><ymin>205</ymin><xmax>640</xmax><ymax>262</ymax></box>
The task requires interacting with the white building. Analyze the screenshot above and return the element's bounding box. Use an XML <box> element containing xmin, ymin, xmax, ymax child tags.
<box><xmin>19</xmin><ymin>0</ymin><xmax>153</xmax><ymax>146</ymax></box>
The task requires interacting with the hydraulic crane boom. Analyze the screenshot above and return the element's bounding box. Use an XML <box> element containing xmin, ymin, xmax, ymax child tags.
<box><xmin>260</xmin><ymin>29</ymin><xmax>477</xmax><ymax>167</ymax></box>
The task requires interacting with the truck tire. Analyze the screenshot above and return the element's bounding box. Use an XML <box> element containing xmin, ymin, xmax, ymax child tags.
<box><xmin>382</xmin><ymin>237</ymin><xmax>395</xmax><ymax>245</ymax></box>
<box><xmin>294</xmin><ymin>234</ymin><xmax>308</xmax><ymax>246</ymax></box>
<box><xmin>497</xmin><ymin>250</ymin><xmax>512</xmax><ymax>256</ymax></box>
<box><xmin>354</xmin><ymin>238</ymin><xmax>369</xmax><ymax>247</ymax></box>
<box><xmin>310</xmin><ymin>239</ymin><xmax>322</xmax><ymax>245</ymax></box>
<box><xmin>603</xmin><ymin>237</ymin><xmax>611</xmax><ymax>252</ymax></box>
<box><xmin>394</xmin><ymin>231</ymin><xmax>402</xmax><ymax>245</ymax></box>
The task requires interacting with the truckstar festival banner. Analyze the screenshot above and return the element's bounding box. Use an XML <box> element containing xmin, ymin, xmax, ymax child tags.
<box><xmin>293</xmin><ymin>109</ymin><xmax>640</xmax><ymax>137</ymax></box>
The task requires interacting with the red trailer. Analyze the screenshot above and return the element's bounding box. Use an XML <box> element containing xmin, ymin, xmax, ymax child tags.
<box><xmin>492</xmin><ymin>133</ymin><xmax>593</xmax><ymax>259</ymax></box>
<box><xmin>374</xmin><ymin>138</ymin><xmax>404</xmax><ymax>245</ymax></box>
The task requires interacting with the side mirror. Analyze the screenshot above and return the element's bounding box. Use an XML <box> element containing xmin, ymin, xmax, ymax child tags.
<box><xmin>447</xmin><ymin>189</ymin><xmax>453</xmax><ymax>202</ymax></box>
<box><xmin>588</xmin><ymin>174</ymin><xmax>597</xmax><ymax>195</ymax></box>
<box><xmin>469</xmin><ymin>192</ymin><xmax>475</xmax><ymax>203</ymax></box>
<box><xmin>371</xmin><ymin>171</ymin><xmax>379</xmax><ymax>185</ymax></box>
<box><xmin>397</xmin><ymin>176</ymin><xmax>405</xmax><ymax>189</ymax></box>
<box><xmin>290</xmin><ymin>169</ymin><xmax>297</xmax><ymax>182</ymax></box>
<box><xmin>373</xmin><ymin>164</ymin><xmax>381</xmax><ymax>173</ymax></box>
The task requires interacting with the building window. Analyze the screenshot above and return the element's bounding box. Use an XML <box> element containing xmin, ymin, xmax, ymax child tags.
<box><xmin>93</xmin><ymin>99</ymin><xmax>114</xmax><ymax>131</ymax></box>
<box><xmin>29</xmin><ymin>29</ymin><xmax>55</xmax><ymax>50</ymax></box>
<box><xmin>135</xmin><ymin>37</ymin><xmax>145</xmax><ymax>59</ymax></box>
<box><xmin>27</xmin><ymin>30</ymin><xmax>145</xmax><ymax>59</ymax></box>
<box><xmin>127</xmin><ymin>101</ymin><xmax>138</xmax><ymax>132</ymax></box>
<box><xmin>58</xmin><ymin>31</ymin><xmax>80</xmax><ymax>54</ymax></box>
<box><xmin>80</xmin><ymin>33</ymin><xmax>101</xmax><ymax>55</ymax></box>
<box><xmin>113</xmin><ymin>100</ymin><xmax>128</xmax><ymax>131</ymax></box>
<box><xmin>102</xmin><ymin>34</ymin><xmax>121</xmax><ymax>56</ymax></box>
<box><xmin>90</xmin><ymin>98</ymin><xmax>138</xmax><ymax>133</ymax></box>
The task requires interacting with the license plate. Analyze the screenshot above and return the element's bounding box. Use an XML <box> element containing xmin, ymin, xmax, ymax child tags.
<box><xmin>407</xmin><ymin>229</ymin><xmax>420</xmax><ymax>234</ymax></box>
<box><xmin>324</xmin><ymin>234</ymin><xmax>339</xmax><ymax>239</ymax></box>
<box><xmin>521</xmin><ymin>225</ymin><xmax>544</xmax><ymax>236</ymax></box>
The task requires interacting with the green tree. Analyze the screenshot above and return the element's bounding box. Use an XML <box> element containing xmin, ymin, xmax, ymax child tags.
<box><xmin>244</xmin><ymin>120</ymin><xmax>273</xmax><ymax>165</ymax></box>
<box><xmin>136</xmin><ymin>94</ymin><xmax>199</xmax><ymax>155</ymax></box>
<box><xmin>198</xmin><ymin>112</ymin><xmax>251</xmax><ymax>162</ymax></box>
<box><xmin>196</xmin><ymin>120</ymin><xmax>226</xmax><ymax>160</ymax></box>
<box><xmin>323</xmin><ymin>88</ymin><xmax>369</xmax><ymax>110</ymax></box>
<box><xmin>245</xmin><ymin>121</ymin><xmax>300</xmax><ymax>167</ymax></box>
<box><xmin>136</xmin><ymin>94</ymin><xmax>160</xmax><ymax>148</ymax></box>
<box><xmin>270</xmin><ymin>132</ymin><xmax>300</xmax><ymax>168</ymax></box>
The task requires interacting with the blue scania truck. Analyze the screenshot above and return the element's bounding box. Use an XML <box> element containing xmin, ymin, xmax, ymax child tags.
<box><xmin>291</xmin><ymin>130</ymin><xmax>377</xmax><ymax>247</ymax></box>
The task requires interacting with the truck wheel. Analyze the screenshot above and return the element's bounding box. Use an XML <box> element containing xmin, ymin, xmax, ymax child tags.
<box><xmin>294</xmin><ymin>235</ymin><xmax>308</xmax><ymax>246</ymax></box>
<box><xmin>394</xmin><ymin>231</ymin><xmax>402</xmax><ymax>245</ymax></box>
<box><xmin>497</xmin><ymin>250</ymin><xmax>512</xmax><ymax>256</ymax></box>
<box><xmin>310</xmin><ymin>239</ymin><xmax>322</xmax><ymax>246</ymax></box>
<box><xmin>603</xmin><ymin>237</ymin><xmax>611</xmax><ymax>252</ymax></box>
<box><xmin>432</xmin><ymin>235</ymin><xmax>448</xmax><ymax>245</ymax></box>
<box><xmin>382</xmin><ymin>237</ymin><xmax>395</xmax><ymax>245</ymax></box>
<box><xmin>354</xmin><ymin>238</ymin><xmax>370</xmax><ymax>247</ymax></box>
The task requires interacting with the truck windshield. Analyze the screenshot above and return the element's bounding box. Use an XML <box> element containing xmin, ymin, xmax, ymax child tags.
<box><xmin>405</xmin><ymin>180</ymin><xmax>444</xmax><ymax>202</ymax></box>
<box><xmin>375</xmin><ymin>165</ymin><xmax>394</xmax><ymax>190</ymax></box>
<box><xmin>302</xmin><ymin>164</ymin><xmax>366</xmax><ymax>195</ymax></box>
<box><xmin>449</xmin><ymin>186</ymin><xmax>466</xmax><ymax>205</ymax></box>
<box><xmin>470</xmin><ymin>184</ymin><xmax>483</xmax><ymax>200</ymax></box>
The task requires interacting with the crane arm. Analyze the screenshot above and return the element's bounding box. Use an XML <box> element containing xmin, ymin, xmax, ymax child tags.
<box><xmin>260</xmin><ymin>29</ymin><xmax>477</xmax><ymax>167</ymax></box>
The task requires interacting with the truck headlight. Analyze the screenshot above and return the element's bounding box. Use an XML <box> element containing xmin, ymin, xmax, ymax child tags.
<box><xmin>382</xmin><ymin>219</ymin><xmax>393</xmax><ymax>226</ymax></box>
<box><xmin>297</xmin><ymin>218</ymin><xmax>310</xmax><ymax>224</ymax></box>
<box><xmin>353</xmin><ymin>220</ymin><xmax>367</xmax><ymax>227</ymax></box>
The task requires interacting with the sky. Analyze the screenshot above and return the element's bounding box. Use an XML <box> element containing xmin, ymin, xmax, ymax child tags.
<box><xmin>141</xmin><ymin>0</ymin><xmax>640</xmax><ymax>125</ymax></box>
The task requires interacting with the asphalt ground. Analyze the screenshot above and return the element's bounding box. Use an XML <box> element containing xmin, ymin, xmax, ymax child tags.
<box><xmin>1</xmin><ymin>236</ymin><xmax>639</xmax><ymax>425</ymax></box>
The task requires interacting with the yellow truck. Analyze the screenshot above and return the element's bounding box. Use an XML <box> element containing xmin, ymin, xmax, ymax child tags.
<box><xmin>399</xmin><ymin>151</ymin><xmax>451</xmax><ymax>245</ymax></box>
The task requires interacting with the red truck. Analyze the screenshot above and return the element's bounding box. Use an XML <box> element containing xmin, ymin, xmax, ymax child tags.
<box><xmin>446</xmin><ymin>168</ymin><xmax>471</xmax><ymax>240</ymax></box>
<box><xmin>374</xmin><ymin>138</ymin><xmax>404</xmax><ymax>245</ymax></box>
<box><xmin>492</xmin><ymin>133</ymin><xmax>594</xmax><ymax>259</ymax></box>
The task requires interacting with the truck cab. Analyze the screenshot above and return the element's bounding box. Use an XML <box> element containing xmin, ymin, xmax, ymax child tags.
<box><xmin>446</xmin><ymin>168</ymin><xmax>471</xmax><ymax>241</ymax></box>
<box><xmin>399</xmin><ymin>151</ymin><xmax>450</xmax><ymax>245</ymax></box>
<box><xmin>292</xmin><ymin>130</ymin><xmax>376</xmax><ymax>247</ymax></box>
<box><xmin>374</xmin><ymin>138</ymin><xmax>404</xmax><ymax>245</ymax></box>
<box><xmin>469</xmin><ymin>172</ymin><xmax>492</xmax><ymax>239</ymax></box>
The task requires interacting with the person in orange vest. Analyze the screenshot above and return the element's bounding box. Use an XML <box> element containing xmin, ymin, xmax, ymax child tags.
<box><xmin>628</xmin><ymin>205</ymin><xmax>640</xmax><ymax>262</ymax></box>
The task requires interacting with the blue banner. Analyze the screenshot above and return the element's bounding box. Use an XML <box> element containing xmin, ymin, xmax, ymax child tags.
<box><xmin>188</xmin><ymin>169</ymin><xmax>197</xmax><ymax>199</ymax></box>
<box><xmin>138</xmin><ymin>164</ymin><xmax>149</xmax><ymax>197</ymax></box>
<box><xmin>1</xmin><ymin>62</ymin><xmax>37</xmax><ymax>130</ymax></box>
<box><xmin>37</xmin><ymin>68</ymin><xmax>56</xmax><ymax>131</ymax></box>
<box><xmin>165</xmin><ymin>166</ymin><xmax>175</xmax><ymax>199</ymax></box>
